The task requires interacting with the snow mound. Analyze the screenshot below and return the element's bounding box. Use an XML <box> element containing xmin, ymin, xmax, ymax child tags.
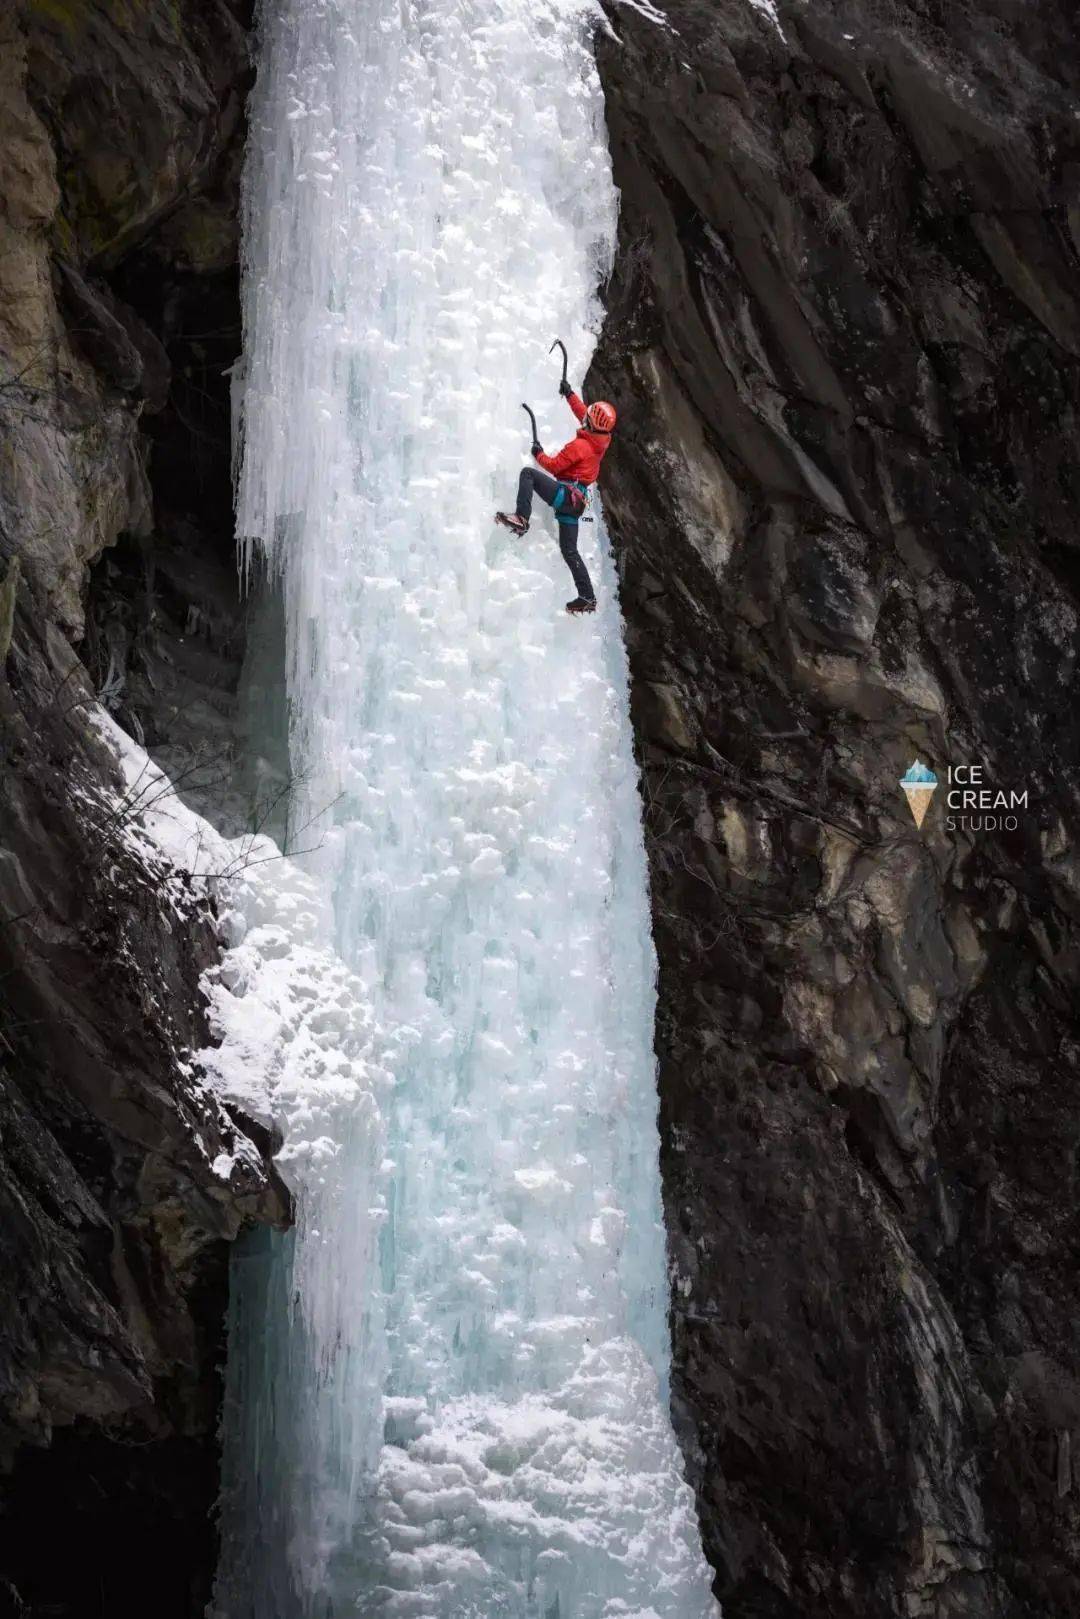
<box><xmin>89</xmin><ymin>708</ymin><xmax>387</xmax><ymax>1179</ymax></box>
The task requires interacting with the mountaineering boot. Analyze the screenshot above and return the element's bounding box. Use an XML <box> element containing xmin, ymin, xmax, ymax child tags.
<box><xmin>495</xmin><ymin>511</ymin><xmax>528</xmax><ymax>535</ymax></box>
<box><xmin>566</xmin><ymin>597</ymin><xmax>596</xmax><ymax>616</ymax></box>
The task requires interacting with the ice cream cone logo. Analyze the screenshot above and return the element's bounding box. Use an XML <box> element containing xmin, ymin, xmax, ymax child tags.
<box><xmin>900</xmin><ymin>760</ymin><xmax>938</xmax><ymax>829</ymax></box>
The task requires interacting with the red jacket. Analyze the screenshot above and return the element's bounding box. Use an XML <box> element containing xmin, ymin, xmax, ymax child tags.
<box><xmin>535</xmin><ymin>392</ymin><xmax>611</xmax><ymax>485</ymax></box>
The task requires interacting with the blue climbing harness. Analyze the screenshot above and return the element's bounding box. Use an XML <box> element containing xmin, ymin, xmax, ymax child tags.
<box><xmin>552</xmin><ymin>480</ymin><xmax>589</xmax><ymax>526</ymax></box>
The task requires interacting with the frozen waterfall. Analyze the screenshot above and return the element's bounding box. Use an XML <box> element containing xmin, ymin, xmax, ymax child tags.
<box><xmin>213</xmin><ymin>0</ymin><xmax>719</xmax><ymax>1613</ymax></box>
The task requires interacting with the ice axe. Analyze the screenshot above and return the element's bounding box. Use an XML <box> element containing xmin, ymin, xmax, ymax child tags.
<box><xmin>520</xmin><ymin>401</ymin><xmax>542</xmax><ymax>456</ymax></box>
<box><xmin>521</xmin><ymin>341</ymin><xmax>569</xmax><ymax>441</ymax></box>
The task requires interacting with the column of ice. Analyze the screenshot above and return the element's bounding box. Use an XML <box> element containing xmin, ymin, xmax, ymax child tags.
<box><xmin>216</xmin><ymin>0</ymin><xmax>719</xmax><ymax>1612</ymax></box>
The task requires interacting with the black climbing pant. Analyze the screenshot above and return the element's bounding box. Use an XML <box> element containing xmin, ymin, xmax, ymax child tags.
<box><xmin>516</xmin><ymin>466</ymin><xmax>596</xmax><ymax>604</ymax></box>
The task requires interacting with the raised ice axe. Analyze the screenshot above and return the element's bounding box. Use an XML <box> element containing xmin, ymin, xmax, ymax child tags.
<box><xmin>520</xmin><ymin>338</ymin><xmax>571</xmax><ymax>449</ymax></box>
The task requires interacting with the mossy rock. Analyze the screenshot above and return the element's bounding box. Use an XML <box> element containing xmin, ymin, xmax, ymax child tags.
<box><xmin>24</xmin><ymin>0</ymin><xmax>182</xmax><ymax>42</ymax></box>
<box><xmin>24</xmin><ymin>0</ymin><xmax>223</xmax><ymax>265</ymax></box>
<box><xmin>23</xmin><ymin>0</ymin><xmax>89</xmax><ymax>37</ymax></box>
<box><xmin>0</xmin><ymin>556</ymin><xmax>21</xmax><ymax>664</ymax></box>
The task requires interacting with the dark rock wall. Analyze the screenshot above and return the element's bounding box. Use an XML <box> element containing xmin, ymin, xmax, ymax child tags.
<box><xmin>594</xmin><ymin>2</ymin><xmax>1080</xmax><ymax>1615</ymax></box>
<box><xmin>0</xmin><ymin>589</ymin><xmax>288</xmax><ymax>1615</ymax></box>
<box><xmin>0</xmin><ymin>3</ymin><xmax>282</xmax><ymax>1615</ymax></box>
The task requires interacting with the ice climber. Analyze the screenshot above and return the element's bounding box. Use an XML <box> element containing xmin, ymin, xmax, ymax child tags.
<box><xmin>495</xmin><ymin>381</ymin><xmax>617</xmax><ymax>616</ymax></box>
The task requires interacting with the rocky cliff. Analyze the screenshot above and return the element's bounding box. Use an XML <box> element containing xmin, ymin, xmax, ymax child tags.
<box><xmin>0</xmin><ymin>3</ymin><xmax>286</xmax><ymax>1615</ymax></box>
<box><xmin>593</xmin><ymin>1</ymin><xmax>1080</xmax><ymax>1614</ymax></box>
<box><xmin>2</xmin><ymin>0</ymin><xmax>1080</xmax><ymax>1616</ymax></box>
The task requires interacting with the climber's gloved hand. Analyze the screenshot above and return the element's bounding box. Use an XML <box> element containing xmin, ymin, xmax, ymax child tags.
<box><xmin>531</xmin><ymin>440</ymin><xmax>543</xmax><ymax>458</ymax></box>
<box><xmin>558</xmin><ymin>378</ymin><xmax>573</xmax><ymax>398</ymax></box>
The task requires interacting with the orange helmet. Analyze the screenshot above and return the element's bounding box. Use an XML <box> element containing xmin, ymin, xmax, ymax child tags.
<box><xmin>585</xmin><ymin>401</ymin><xmax>617</xmax><ymax>434</ymax></box>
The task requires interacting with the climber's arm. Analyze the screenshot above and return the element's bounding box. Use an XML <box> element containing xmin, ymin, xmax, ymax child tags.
<box><xmin>536</xmin><ymin>440</ymin><xmax>578</xmax><ymax>478</ymax></box>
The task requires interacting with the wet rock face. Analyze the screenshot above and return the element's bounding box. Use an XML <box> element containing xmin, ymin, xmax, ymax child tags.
<box><xmin>0</xmin><ymin>591</ymin><xmax>288</xmax><ymax>1453</ymax></box>
<box><xmin>0</xmin><ymin>578</ymin><xmax>291</xmax><ymax>1618</ymax></box>
<box><xmin>0</xmin><ymin>3</ymin><xmax>277</xmax><ymax>1614</ymax></box>
<box><xmin>595</xmin><ymin>2</ymin><xmax>1080</xmax><ymax>1614</ymax></box>
<box><xmin>0</xmin><ymin>0</ymin><xmax>251</xmax><ymax>634</ymax></box>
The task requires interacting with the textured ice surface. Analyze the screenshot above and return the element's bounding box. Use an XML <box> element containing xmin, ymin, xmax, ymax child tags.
<box><xmin>214</xmin><ymin>0</ymin><xmax>719</xmax><ymax>1612</ymax></box>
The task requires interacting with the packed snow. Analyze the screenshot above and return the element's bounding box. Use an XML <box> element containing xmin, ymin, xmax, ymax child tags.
<box><xmin>86</xmin><ymin>706</ymin><xmax>385</xmax><ymax>1174</ymax></box>
<box><xmin>211</xmin><ymin>0</ymin><xmax>720</xmax><ymax>1612</ymax></box>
